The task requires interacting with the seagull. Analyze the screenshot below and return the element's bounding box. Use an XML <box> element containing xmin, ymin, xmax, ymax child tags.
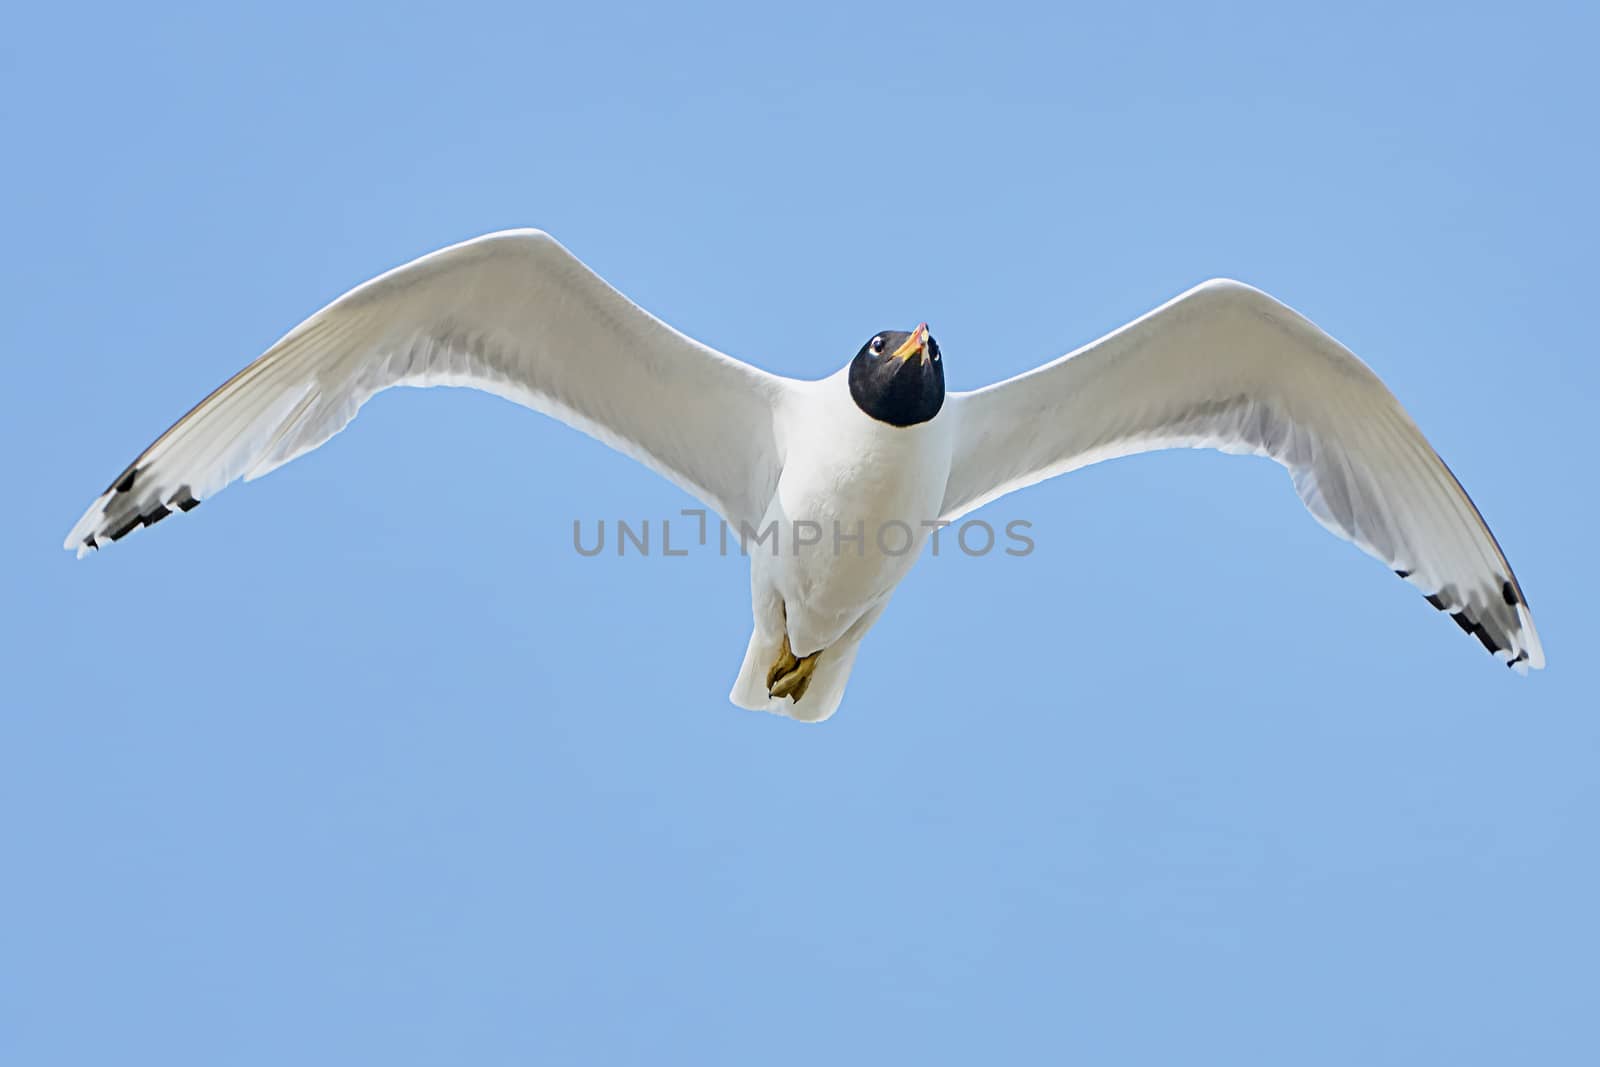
<box><xmin>64</xmin><ymin>229</ymin><xmax>1544</xmax><ymax>721</ymax></box>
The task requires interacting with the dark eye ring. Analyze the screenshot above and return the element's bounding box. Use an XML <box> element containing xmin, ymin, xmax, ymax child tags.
<box><xmin>870</xmin><ymin>336</ymin><xmax>885</xmax><ymax>354</ymax></box>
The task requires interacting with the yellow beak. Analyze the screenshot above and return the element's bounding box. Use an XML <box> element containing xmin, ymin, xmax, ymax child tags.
<box><xmin>891</xmin><ymin>323</ymin><xmax>931</xmax><ymax>362</ymax></box>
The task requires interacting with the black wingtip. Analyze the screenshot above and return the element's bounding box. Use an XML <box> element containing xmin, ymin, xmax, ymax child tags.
<box><xmin>106</xmin><ymin>514</ymin><xmax>142</xmax><ymax>542</ymax></box>
<box><xmin>1449</xmin><ymin>609</ymin><xmax>1504</xmax><ymax>656</ymax></box>
<box><xmin>109</xmin><ymin>465</ymin><xmax>140</xmax><ymax>495</ymax></box>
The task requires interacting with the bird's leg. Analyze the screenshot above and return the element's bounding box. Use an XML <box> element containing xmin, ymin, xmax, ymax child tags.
<box><xmin>766</xmin><ymin>632</ymin><xmax>822</xmax><ymax>704</ymax></box>
<box><xmin>765</xmin><ymin>634</ymin><xmax>797</xmax><ymax>691</ymax></box>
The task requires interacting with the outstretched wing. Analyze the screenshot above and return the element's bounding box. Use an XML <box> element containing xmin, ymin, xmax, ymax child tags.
<box><xmin>66</xmin><ymin>229</ymin><xmax>792</xmax><ymax>554</ymax></box>
<box><xmin>941</xmin><ymin>279</ymin><xmax>1543</xmax><ymax>672</ymax></box>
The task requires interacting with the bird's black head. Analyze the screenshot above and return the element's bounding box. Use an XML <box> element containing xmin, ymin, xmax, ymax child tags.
<box><xmin>848</xmin><ymin>324</ymin><xmax>945</xmax><ymax>427</ymax></box>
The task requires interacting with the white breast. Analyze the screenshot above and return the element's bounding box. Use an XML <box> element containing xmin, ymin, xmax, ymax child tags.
<box><xmin>757</xmin><ymin>371</ymin><xmax>955</xmax><ymax>652</ymax></box>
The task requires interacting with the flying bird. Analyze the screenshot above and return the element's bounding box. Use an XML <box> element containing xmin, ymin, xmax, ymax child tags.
<box><xmin>65</xmin><ymin>230</ymin><xmax>1543</xmax><ymax>720</ymax></box>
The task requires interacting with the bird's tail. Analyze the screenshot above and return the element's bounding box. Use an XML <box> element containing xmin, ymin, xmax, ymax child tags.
<box><xmin>729</xmin><ymin>629</ymin><xmax>863</xmax><ymax>724</ymax></box>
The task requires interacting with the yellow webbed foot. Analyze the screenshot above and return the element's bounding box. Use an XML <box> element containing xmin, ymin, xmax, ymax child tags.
<box><xmin>767</xmin><ymin>633</ymin><xmax>823</xmax><ymax>704</ymax></box>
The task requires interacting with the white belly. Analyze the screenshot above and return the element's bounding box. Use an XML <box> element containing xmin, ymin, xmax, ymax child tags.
<box><xmin>753</xmin><ymin>374</ymin><xmax>955</xmax><ymax>654</ymax></box>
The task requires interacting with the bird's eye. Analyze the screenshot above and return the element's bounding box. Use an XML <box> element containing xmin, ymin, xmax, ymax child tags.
<box><xmin>869</xmin><ymin>336</ymin><xmax>885</xmax><ymax>354</ymax></box>
<box><xmin>929</xmin><ymin>339</ymin><xmax>941</xmax><ymax>361</ymax></box>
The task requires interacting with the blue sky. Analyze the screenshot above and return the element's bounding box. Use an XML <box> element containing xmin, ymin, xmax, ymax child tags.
<box><xmin>3</xmin><ymin>2</ymin><xmax>1597</xmax><ymax>1063</ymax></box>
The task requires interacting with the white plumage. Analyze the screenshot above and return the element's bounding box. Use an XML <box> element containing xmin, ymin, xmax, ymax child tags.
<box><xmin>65</xmin><ymin>230</ymin><xmax>1543</xmax><ymax>721</ymax></box>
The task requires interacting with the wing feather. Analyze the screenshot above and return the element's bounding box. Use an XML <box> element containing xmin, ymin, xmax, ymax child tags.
<box><xmin>941</xmin><ymin>279</ymin><xmax>1543</xmax><ymax>672</ymax></box>
<box><xmin>66</xmin><ymin>230</ymin><xmax>791</xmax><ymax>555</ymax></box>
